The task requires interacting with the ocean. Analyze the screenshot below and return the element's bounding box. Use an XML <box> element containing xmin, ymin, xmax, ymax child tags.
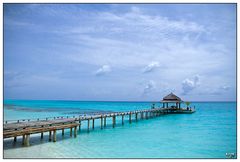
<box><xmin>3</xmin><ymin>100</ymin><xmax>237</xmax><ymax>159</ymax></box>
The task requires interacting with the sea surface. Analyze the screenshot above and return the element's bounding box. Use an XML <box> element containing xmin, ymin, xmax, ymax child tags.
<box><xmin>3</xmin><ymin>100</ymin><xmax>237</xmax><ymax>159</ymax></box>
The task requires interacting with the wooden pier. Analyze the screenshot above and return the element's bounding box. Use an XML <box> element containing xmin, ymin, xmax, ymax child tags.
<box><xmin>3</xmin><ymin>107</ymin><xmax>195</xmax><ymax>147</ymax></box>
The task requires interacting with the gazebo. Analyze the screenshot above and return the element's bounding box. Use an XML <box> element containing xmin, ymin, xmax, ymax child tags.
<box><xmin>161</xmin><ymin>93</ymin><xmax>183</xmax><ymax>109</ymax></box>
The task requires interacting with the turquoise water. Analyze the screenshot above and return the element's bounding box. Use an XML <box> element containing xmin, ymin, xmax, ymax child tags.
<box><xmin>3</xmin><ymin>100</ymin><xmax>237</xmax><ymax>158</ymax></box>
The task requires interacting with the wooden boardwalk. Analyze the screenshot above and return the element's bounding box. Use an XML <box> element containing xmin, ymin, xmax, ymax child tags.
<box><xmin>3</xmin><ymin>107</ymin><xmax>195</xmax><ymax>147</ymax></box>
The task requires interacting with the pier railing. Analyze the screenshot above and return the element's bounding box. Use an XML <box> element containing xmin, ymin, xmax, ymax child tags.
<box><xmin>3</xmin><ymin>107</ymin><xmax>195</xmax><ymax>147</ymax></box>
<box><xmin>3</xmin><ymin>108</ymin><xmax>154</xmax><ymax>124</ymax></box>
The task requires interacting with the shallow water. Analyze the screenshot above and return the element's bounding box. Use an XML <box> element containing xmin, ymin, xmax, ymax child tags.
<box><xmin>3</xmin><ymin>100</ymin><xmax>237</xmax><ymax>158</ymax></box>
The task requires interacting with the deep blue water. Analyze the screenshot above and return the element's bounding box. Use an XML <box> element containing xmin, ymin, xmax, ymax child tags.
<box><xmin>3</xmin><ymin>100</ymin><xmax>237</xmax><ymax>158</ymax></box>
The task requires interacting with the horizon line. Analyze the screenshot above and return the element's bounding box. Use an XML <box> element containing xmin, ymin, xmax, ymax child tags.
<box><xmin>3</xmin><ymin>99</ymin><xmax>237</xmax><ymax>102</ymax></box>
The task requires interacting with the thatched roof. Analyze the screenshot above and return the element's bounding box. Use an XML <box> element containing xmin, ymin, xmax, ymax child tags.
<box><xmin>161</xmin><ymin>93</ymin><xmax>182</xmax><ymax>102</ymax></box>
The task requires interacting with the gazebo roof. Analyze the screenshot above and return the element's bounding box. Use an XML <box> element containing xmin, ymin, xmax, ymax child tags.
<box><xmin>161</xmin><ymin>93</ymin><xmax>182</xmax><ymax>102</ymax></box>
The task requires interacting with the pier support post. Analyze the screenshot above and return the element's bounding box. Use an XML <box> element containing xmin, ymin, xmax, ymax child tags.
<box><xmin>141</xmin><ymin>112</ymin><xmax>143</xmax><ymax>119</ymax></box>
<box><xmin>79</xmin><ymin>120</ymin><xmax>81</xmax><ymax>131</ymax></box>
<box><xmin>49</xmin><ymin>131</ymin><xmax>52</xmax><ymax>141</ymax></box>
<box><xmin>112</xmin><ymin>116</ymin><xmax>114</xmax><ymax>127</ymax></box>
<box><xmin>74</xmin><ymin>126</ymin><xmax>77</xmax><ymax>138</ymax></box>
<box><xmin>22</xmin><ymin>135</ymin><xmax>25</xmax><ymax>145</ymax></box>
<box><xmin>104</xmin><ymin>116</ymin><xmax>106</xmax><ymax>127</ymax></box>
<box><xmin>135</xmin><ymin>113</ymin><xmax>138</xmax><ymax>121</ymax></box>
<box><xmin>14</xmin><ymin>136</ymin><xmax>17</xmax><ymax>142</ymax></box>
<box><xmin>112</xmin><ymin>115</ymin><xmax>116</xmax><ymax>128</ymax></box>
<box><xmin>24</xmin><ymin>134</ymin><xmax>30</xmax><ymax>147</ymax></box>
<box><xmin>53</xmin><ymin>130</ymin><xmax>56</xmax><ymax>142</ymax></box>
<box><xmin>87</xmin><ymin>119</ymin><xmax>90</xmax><ymax>132</ymax></box>
<box><xmin>122</xmin><ymin>114</ymin><xmax>124</xmax><ymax>125</ymax></box>
<box><xmin>100</xmin><ymin>116</ymin><xmax>103</xmax><ymax>129</ymax></box>
<box><xmin>129</xmin><ymin>113</ymin><xmax>132</xmax><ymax>123</ymax></box>
<box><xmin>146</xmin><ymin>112</ymin><xmax>148</xmax><ymax>119</ymax></box>
<box><xmin>70</xmin><ymin>127</ymin><xmax>73</xmax><ymax>137</ymax></box>
<box><xmin>40</xmin><ymin>125</ymin><xmax>44</xmax><ymax>139</ymax></box>
<box><xmin>62</xmin><ymin>129</ymin><xmax>64</xmax><ymax>136</ymax></box>
<box><xmin>92</xmin><ymin>118</ymin><xmax>95</xmax><ymax>129</ymax></box>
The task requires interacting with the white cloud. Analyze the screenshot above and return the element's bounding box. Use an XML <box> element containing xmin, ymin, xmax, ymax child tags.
<box><xmin>95</xmin><ymin>65</ymin><xmax>111</xmax><ymax>76</ymax></box>
<box><xmin>4</xmin><ymin>5</ymin><xmax>235</xmax><ymax>101</ymax></box>
<box><xmin>143</xmin><ymin>62</ymin><xmax>160</xmax><ymax>73</ymax></box>
<box><xmin>100</xmin><ymin>8</ymin><xmax>205</xmax><ymax>34</ymax></box>
<box><xmin>221</xmin><ymin>85</ymin><xmax>230</xmax><ymax>91</ymax></box>
<box><xmin>143</xmin><ymin>80</ymin><xmax>156</xmax><ymax>95</ymax></box>
<box><xmin>49</xmin><ymin>7</ymin><xmax>230</xmax><ymax>75</ymax></box>
<box><xmin>182</xmin><ymin>75</ymin><xmax>200</xmax><ymax>95</ymax></box>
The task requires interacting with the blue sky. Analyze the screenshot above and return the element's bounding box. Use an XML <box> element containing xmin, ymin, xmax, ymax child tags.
<box><xmin>4</xmin><ymin>4</ymin><xmax>236</xmax><ymax>101</ymax></box>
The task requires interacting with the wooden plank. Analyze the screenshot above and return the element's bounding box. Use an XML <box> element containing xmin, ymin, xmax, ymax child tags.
<box><xmin>4</xmin><ymin>118</ymin><xmax>77</xmax><ymax>130</ymax></box>
<box><xmin>4</xmin><ymin>123</ymin><xmax>79</xmax><ymax>139</ymax></box>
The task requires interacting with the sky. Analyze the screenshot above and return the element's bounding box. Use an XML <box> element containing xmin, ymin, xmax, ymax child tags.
<box><xmin>3</xmin><ymin>4</ymin><xmax>236</xmax><ymax>101</ymax></box>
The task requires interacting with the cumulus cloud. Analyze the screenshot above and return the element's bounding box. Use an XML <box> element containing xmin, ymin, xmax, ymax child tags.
<box><xmin>143</xmin><ymin>62</ymin><xmax>160</xmax><ymax>73</ymax></box>
<box><xmin>182</xmin><ymin>75</ymin><xmax>200</xmax><ymax>95</ymax></box>
<box><xmin>4</xmin><ymin>5</ymin><xmax>236</xmax><ymax>101</ymax></box>
<box><xmin>95</xmin><ymin>65</ymin><xmax>111</xmax><ymax>76</ymax></box>
<box><xmin>143</xmin><ymin>80</ymin><xmax>156</xmax><ymax>95</ymax></box>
